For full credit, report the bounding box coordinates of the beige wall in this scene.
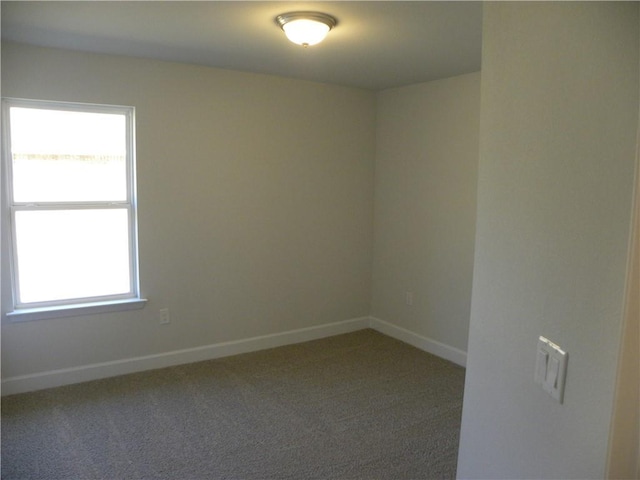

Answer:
[1,43,376,378]
[371,73,480,353]
[457,3,639,478]
[607,94,640,479]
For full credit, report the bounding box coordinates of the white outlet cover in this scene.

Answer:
[159,308,170,325]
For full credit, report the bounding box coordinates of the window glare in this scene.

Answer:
[9,107,128,203]
[10,108,126,156]
[12,155,127,203]
[14,209,131,304]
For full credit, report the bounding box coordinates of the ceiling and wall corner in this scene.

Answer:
[0,1,483,91]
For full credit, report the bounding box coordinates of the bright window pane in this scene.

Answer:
[14,209,131,304]
[10,107,127,202]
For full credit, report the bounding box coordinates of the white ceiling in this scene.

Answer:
[1,1,483,91]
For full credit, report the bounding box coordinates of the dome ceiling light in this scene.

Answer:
[275,11,337,47]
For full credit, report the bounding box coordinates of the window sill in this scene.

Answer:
[6,298,147,322]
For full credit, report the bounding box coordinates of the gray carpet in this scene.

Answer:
[1,329,465,480]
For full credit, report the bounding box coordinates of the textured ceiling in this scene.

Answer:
[1,1,483,91]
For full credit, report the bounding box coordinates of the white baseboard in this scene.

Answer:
[2,316,466,396]
[368,316,467,367]
[1,317,370,396]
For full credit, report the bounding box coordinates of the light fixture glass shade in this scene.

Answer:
[276,12,337,47]
[282,19,330,46]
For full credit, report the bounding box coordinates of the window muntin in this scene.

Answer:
[3,99,140,311]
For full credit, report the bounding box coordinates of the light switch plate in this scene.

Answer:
[535,336,568,403]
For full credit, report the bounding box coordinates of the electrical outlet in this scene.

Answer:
[159,308,170,325]
[405,292,413,306]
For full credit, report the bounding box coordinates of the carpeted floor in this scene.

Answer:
[1,329,465,480]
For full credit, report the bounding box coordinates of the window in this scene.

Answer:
[2,99,145,320]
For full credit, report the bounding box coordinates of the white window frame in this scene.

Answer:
[2,98,146,321]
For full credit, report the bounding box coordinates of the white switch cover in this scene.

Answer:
[534,336,568,403]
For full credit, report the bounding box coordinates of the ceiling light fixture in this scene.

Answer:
[275,12,337,47]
